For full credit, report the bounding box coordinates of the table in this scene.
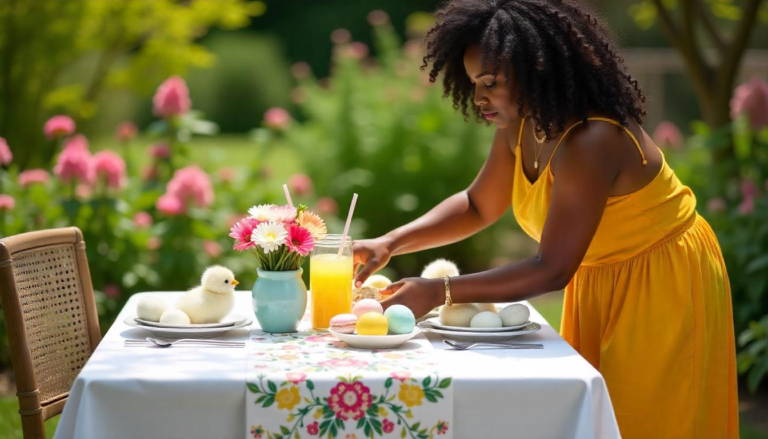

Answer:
[55,292,620,439]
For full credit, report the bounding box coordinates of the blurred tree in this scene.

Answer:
[629,0,767,158]
[0,0,265,168]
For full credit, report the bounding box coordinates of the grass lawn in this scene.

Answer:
[0,397,58,438]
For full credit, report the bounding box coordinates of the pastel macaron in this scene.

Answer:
[383,305,416,334]
[356,312,389,336]
[330,314,358,334]
[352,298,383,318]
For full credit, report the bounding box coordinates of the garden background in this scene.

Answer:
[1,0,768,437]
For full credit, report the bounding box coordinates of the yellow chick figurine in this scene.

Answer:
[176,265,239,324]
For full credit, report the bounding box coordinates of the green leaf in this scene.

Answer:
[745,254,768,274]
[280,426,290,435]
[438,378,452,389]
[385,377,393,389]
[263,396,275,408]
[747,357,768,393]
[364,423,372,438]
[357,418,365,429]
[256,395,268,403]
[247,383,261,394]
[422,376,431,388]
[336,418,344,430]
[425,393,438,403]
[401,426,407,438]
[268,381,278,393]
[330,424,338,438]
[371,418,383,435]
[411,422,421,431]
[306,380,315,391]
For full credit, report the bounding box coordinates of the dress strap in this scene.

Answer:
[516,116,526,148]
[550,117,648,166]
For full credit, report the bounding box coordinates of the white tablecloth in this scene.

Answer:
[55,292,620,439]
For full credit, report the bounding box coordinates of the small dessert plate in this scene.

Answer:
[330,327,421,349]
[422,317,531,333]
[124,315,252,338]
[134,314,248,329]
[418,322,542,342]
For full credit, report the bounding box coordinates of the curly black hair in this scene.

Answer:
[422,0,646,140]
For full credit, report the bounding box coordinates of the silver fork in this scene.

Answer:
[443,340,543,350]
[124,337,245,348]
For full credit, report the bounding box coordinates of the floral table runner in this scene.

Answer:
[246,327,453,439]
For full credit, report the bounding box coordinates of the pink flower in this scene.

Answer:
[286,225,314,256]
[291,62,311,80]
[707,197,726,214]
[133,212,153,229]
[156,193,186,216]
[367,10,389,26]
[229,217,261,251]
[18,169,50,188]
[76,184,92,199]
[0,137,12,166]
[149,143,171,160]
[653,121,683,150]
[63,134,90,151]
[316,197,338,216]
[116,121,138,141]
[286,372,306,384]
[739,197,755,215]
[391,371,411,382]
[270,205,298,223]
[218,167,236,183]
[328,381,372,421]
[54,141,92,184]
[436,421,449,435]
[289,173,313,196]
[91,150,127,189]
[153,76,191,118]
[318,358,368,369]
[147,237,162,250]
[382,419,394,434]
[306,422,319,435]
[103,284,121,299]
[0,195,15,210]
[742,179,759,199]
[264,107,291,130]
[731,77,768,130]
[167,166,214,208]
[203,240,223,258]
[347,42,369,60]
[331,28,351,44]
[44,115,75,139]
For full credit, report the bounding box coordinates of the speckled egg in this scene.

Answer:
[499,303,530,327]
[356,312,389,336]
[384,305,416,334]
[469,311,503,328]
[352,298,383,318]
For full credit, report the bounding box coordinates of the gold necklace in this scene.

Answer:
[531,124,546,169]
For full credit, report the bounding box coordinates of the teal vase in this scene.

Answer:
[252,268,307,333]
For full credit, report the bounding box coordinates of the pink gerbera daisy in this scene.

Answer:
[286,225,314,256]
[230,217,262,251]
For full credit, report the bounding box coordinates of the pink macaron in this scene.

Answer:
[330,314,358,334]
[352,298,383,318]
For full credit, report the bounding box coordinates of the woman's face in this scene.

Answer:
[463,45,520,129]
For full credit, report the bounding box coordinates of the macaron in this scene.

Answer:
[352,298,383,318]
[330,314,358,334]
[356,312,389,336]
[384,305,416,334]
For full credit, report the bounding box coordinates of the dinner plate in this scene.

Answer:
[329,327,421,349]
[134,314,247,329]
[422,317,531,333]
[124,315,252,338]
[418,322,542,342]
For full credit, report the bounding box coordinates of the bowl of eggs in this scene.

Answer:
[417,303,541,342]
[329,299,420,349]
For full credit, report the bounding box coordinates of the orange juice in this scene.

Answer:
[310,253,353,329]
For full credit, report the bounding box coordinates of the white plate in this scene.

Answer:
[418,322,541,342]
[124,316,252,338]
[330,328,421,349]
[423,317,531,333]
[134,314,247,329]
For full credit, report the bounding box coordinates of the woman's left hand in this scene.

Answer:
[379,277,443,319]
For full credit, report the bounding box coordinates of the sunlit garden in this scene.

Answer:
[1,1,768,438]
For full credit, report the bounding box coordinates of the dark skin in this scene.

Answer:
[352,45,664,318]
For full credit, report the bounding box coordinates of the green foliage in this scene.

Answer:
[265,19,522,277]
[0,0,265,167]
[738,315,768,393]
[628,0,768,29]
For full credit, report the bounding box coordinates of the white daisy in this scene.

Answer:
[248,204,276,221]
[269,205,298,223]
[251,221,288,254]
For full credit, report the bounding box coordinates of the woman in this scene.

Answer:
[351,1,738,437]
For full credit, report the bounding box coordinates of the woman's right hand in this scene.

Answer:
[352,237,394,288]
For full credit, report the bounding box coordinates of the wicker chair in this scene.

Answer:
[0,227,101,439]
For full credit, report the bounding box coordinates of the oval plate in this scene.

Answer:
[124,316,252,339]
[134,314,247,329]
[422,317,531,333]
[418,322,541,342]
[330,327,421,349]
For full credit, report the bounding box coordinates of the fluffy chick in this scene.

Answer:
[421,258,460,279]
[176,265,239,324]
